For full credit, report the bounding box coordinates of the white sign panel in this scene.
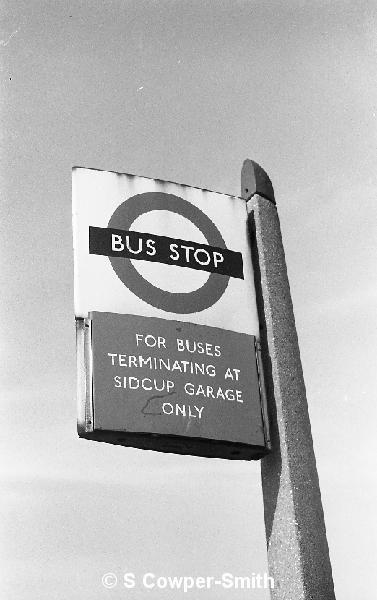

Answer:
[72,167,259,336]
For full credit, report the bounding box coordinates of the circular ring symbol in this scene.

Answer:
[108,192,230,314]
[102,573,118,589]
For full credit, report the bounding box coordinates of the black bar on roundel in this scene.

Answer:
[89,226,244,279]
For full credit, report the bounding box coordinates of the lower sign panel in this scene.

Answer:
[77,312,270,460]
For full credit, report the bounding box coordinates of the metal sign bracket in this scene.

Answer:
[76,317,94,435]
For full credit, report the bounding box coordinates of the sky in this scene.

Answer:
[1,1,377,599]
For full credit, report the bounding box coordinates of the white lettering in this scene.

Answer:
[107,352,117,365]
[234,576,252,589]
[169,243,179,261]
[194,248,211,265]
[225,368,233,380]
[123,573,136,589]
[222,573,234,589]
[146,238,156,256]
[162,402,174,415]
[128,376,139,389]
[184,382,243,402]
[181,244,194,262]
[225,367,241,381]
[125,235,142,254]
[182,577,194,591]
[176,338,221,357]
[111,234,124,251]
[213,251,224,268]
[194,405,204,419]
[184,382,194,395]
[161,402,204,419]
[118,354,127,366]
[236,390,243,402]
[114,377,174,392]
[143,573,155,589]
[135,334,166,348]
[156,576,168,589]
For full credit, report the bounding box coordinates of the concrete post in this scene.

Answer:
[241,160,335,600]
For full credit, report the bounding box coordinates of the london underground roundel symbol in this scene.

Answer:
[108,192,230,314]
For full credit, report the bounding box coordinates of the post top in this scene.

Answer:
[241,159,275,204]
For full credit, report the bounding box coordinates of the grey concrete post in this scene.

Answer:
[241,160,335,600]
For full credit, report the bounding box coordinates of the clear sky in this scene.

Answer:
[1,2,376,599]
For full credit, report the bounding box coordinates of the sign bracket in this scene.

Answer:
[76,317,94,435]
[255,339,271,450]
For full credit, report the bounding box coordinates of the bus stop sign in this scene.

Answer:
[73,167,270,459]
